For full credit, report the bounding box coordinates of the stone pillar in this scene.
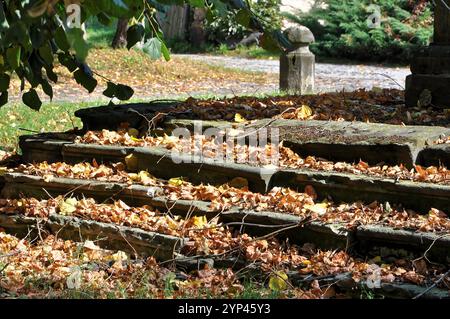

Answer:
[189,8,207,48]
[159,5,190,40]
[280,26,315,95]
[405,0,450,108]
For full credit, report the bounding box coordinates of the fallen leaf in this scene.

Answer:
[296,105,313,119]
[269,271,289,291]
[128,128,139,138]
[228,177,249,189]
[305,202,329,215]
[125,154,138,171]
[234,113,247,123]
[168,177,184,186]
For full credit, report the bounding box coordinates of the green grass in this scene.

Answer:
[9,274,281,300]
[85,18,116,49]
[0,101,102,151]
[212,44,278,60]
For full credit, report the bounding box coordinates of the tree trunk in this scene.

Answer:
[112,19,129,49]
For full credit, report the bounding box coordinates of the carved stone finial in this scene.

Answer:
[284,26,315,45]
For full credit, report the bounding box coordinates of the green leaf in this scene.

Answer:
[6,47,21,70]
[235,9,251,28]
[115,84,134,100]
[74,69,98,93]
[22,89,42,110]
[260,32,281,53]
[58,53,78,72]
[161,42,171,61]
[41,79,53,100]
[66,28,89,61]
[0,73,10,92]
[103,81,117,98]
[55,26,70,52]
[211,0,228,17]
[38,43,54,65]
[189,0,204,8]
[142,38,162,60]
[126,24,144,50]
[44,65,58,83]
[0,91,8,108]
[0,4,9,31]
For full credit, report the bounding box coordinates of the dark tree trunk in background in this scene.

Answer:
[112,19,129,49]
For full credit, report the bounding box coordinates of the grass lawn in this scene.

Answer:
[212,44,279,60]
[0,101,100,151]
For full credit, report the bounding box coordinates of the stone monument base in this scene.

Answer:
[405,74,450,109]
[405,45,450,109]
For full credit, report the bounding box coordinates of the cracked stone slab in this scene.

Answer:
[164,118,450,168]
[235,119,449,168]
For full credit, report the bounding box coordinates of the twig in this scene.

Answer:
[62,182,92,198]
[413,234,449,265]
[0,263,9,274]
[18,128,40,133]
[36,219,45,242]
[373,73,405,89]
[412,269,450,299]
[128,108,168,134]
[118,229,138,259]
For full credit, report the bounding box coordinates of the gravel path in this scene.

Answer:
[7,54,410,104]
[177,54,410,93]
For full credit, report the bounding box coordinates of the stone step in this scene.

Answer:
[272,169,449,213]
[1,173,449,264]
[18,135,450,212]
[2,211,449,299]
[163,118,450,168]
[417,144,450,167]
[287,271,450,299]
[74,101,180,132]
[0,213,185,261]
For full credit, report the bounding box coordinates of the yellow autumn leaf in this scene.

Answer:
[124,154,138,171]
[269,271,288,291]
[166,216,180,230]
[168,177,184,186]
[0,167,7,176]
[131,136,143,142]
[297,105,313,120]
[128,128,140,138]
[304,202,329,215]
[128,173,139,181]
[372,256,382,264]
[234,113,247,123]
[137,170,154,184]
[59,198,78,216]
[192,216,208,228]
[111,251,128,262]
